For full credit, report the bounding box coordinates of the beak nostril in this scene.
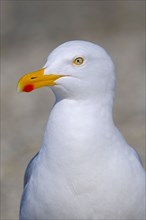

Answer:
[31,77,37,79]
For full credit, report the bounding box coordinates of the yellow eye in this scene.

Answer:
[73,57,84,65]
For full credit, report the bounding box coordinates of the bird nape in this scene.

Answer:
[18,40,145,220]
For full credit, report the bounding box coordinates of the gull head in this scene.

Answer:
[17,40,115,101]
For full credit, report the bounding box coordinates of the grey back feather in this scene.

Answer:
[23,152,39,188]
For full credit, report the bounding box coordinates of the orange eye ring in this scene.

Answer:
[73,57,84,65]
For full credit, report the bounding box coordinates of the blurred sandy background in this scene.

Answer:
[1,1,145,219]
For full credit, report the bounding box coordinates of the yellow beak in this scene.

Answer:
[17,68,64,92]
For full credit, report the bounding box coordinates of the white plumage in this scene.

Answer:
[19,41,145,219]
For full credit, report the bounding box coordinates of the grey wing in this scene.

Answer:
[129,145,144,167]
[23,152,39,188]
[20,152,39,218]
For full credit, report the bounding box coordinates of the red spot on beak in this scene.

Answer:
[23,84,34,92]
